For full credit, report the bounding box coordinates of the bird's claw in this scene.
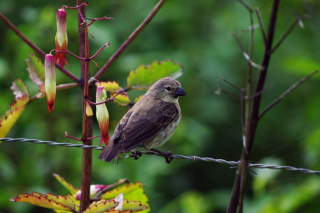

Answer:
[130,151,142,160]
[163,151,173,164]
[150,149,173,164]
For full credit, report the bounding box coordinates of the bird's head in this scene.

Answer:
[147,77,186,103]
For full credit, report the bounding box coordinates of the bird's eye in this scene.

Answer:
[165,86,171,91]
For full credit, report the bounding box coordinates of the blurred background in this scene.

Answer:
[1,0,320,212]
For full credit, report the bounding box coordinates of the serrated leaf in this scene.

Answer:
[133,95,143,104]
[84,199,118,213]
[127,60,183,89]
[97,81,120,93]
[11,192,74,211]
[112,93,131,107]
[0,96,29,138]
[11,79,29,98]
[121,200,148,212]
[26,53,45,93]
[53,174,79,194]
[101,182,149,213]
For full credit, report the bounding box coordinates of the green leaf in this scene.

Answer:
[101,182,150,213]
[98,81,121,93]
[10,192,74,211]
[53,174,79,194]
[26,53,45,93]
[112,93,131,107]
[11,79,29,98]
[127,60,183,89]
[84,199,118,213]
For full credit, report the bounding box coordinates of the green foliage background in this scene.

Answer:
[1,0,320,212]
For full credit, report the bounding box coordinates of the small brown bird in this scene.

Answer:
[98,77,186,163]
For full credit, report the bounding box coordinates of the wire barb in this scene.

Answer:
[1,137,320,176]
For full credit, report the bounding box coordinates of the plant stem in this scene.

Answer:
[94,0,167,80]
[77,0,92,211]
[0,12,80,83]
[227,1,280,212]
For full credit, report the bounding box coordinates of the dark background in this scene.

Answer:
[1,0,320,212]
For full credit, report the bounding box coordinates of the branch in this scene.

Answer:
[0,12,80,83]
[94,0,166,80]
[271,15,307,53]
[228,1,280,212]
[255,8,267,45]
[259,70,318,119]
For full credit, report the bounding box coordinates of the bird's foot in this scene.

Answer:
[150,149,173,164]
[130,151,142,160]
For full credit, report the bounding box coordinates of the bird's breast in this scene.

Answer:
[142,116,180,149]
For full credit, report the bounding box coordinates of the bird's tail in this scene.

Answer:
[98,142,121,162]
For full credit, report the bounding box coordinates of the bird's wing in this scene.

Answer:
[116,100,179,152]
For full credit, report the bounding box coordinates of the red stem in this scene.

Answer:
[0,12,80,83]
[77,1,92,211]
[94,0,167,80]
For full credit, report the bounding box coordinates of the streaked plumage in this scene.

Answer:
[98,77,186,162]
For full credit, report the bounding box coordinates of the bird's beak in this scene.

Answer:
[175,86,186,96]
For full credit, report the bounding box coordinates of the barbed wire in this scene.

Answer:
[1,137,320,176]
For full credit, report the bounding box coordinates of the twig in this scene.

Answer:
[1,137,320,176]
[0,12,80,83]
[259,70,319,119]
[94,0,167,80]
[218,72,243,92]
[255,8,266,45]
[232,32,264,70]
[85,90,126,105]
[56,83,81,90]
[86,16,113,27]
[238,0,253,13]
[271,17,300,53]
[51,42,109,61]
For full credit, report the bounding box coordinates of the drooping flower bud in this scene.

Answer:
[45,54,56,112]
[55,8,68,68]
[96,86,110,146]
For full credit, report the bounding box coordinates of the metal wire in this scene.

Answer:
[1,137,320,176]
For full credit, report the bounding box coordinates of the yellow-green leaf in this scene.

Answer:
[26,52,45,93]
[101,182,149,213]
[127,60,183,89]
[11,192,74,211]
[53,174,79,194]
[133,95,143,104]
[0,96,29,138]
[46,193,75,210]
[84,199,118,213]
[112,93,131,107]
[121,200,148,212]
[11,79,29,98]
[97,81,120,93]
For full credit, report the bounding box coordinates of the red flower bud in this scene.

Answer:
[55,8,68,68]
[45,54,56,112]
